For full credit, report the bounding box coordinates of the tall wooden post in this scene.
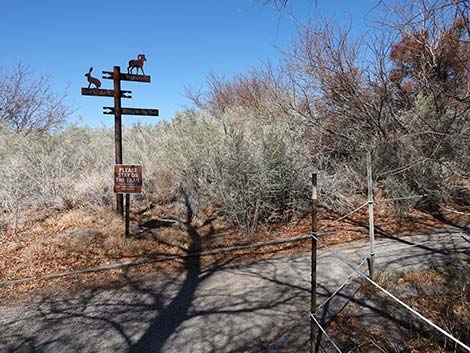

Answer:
[367,151,375,278]
[310,173,318,353]
[113,66,124,217]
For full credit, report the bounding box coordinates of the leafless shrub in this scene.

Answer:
[280,4,470,209]
[185,63,293,121]
[0,64,70,134]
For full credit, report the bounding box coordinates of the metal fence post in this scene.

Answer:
[367,151,375,278]
[125,193,130,238]
[310,173,318,353]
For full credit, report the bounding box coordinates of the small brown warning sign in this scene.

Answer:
[114,164,142,194]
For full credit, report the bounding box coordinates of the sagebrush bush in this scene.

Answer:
[1,94,468,235]
[0,125,114,230]
[127,109,311,233]
[0,109,311,234]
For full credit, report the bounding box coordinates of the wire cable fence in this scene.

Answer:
[375,193,431,203]
[302,150,469,352]
[2,152,468,353]
[375,157,431,178]
[285,155,462,351]
[314,256,368,315]
[311,232,470,352]
[318,202,369,231]
[310,313,344,353]
[0,234,311,287]
[0,223,370,288]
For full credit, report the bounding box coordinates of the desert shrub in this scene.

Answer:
[369,95,470,209]
[208,125,260,232]
[136,109,311,233]
[124,110,225,211]
[0,106,313,234]
[259,128,308,221]
[0,128,36,232]
[0,125,115,231]
[204,122,309,233]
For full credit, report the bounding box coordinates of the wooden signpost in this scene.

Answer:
[81,55,158,237]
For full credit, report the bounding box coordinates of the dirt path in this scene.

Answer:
[0,228,468,353]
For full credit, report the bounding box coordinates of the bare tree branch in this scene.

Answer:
[0,64,71,134]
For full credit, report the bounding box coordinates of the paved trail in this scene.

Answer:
[0,228,468,353]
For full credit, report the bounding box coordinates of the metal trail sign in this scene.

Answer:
[81,55,158,218]
[81,88,132,98]
[114,164,143,194]
[103,71,151,83]
[103,107,159,116]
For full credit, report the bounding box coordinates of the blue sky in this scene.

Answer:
[1,0,376,127]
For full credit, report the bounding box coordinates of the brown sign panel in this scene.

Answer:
[114,164,143,194]
[120,73,151,83]
[81,88,132,98]
[102,71,151,83]
[103,107,159,116]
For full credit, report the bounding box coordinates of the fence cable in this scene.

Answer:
[376,157,431,178]
[376,194,430,203]
[319,202,369,231]
[315,256,368,314]
[311,233,470,352]
[375,232,469,255]
[439,205,470,216]
[310,313,344,353]
[0,235,312,287]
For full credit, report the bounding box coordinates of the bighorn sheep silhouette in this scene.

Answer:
[85,67,101,89]
[128,54,147,75]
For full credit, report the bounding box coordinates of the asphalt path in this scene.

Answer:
[0,227,469,353]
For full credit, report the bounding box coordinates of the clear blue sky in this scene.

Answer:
[1,0,376,127]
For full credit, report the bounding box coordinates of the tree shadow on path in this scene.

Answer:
[127,189,213,353]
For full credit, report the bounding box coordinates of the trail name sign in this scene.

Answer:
[103,71,151,83]
[103,107,159,116]
[114,164,143,194]
[81,88,132,98]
